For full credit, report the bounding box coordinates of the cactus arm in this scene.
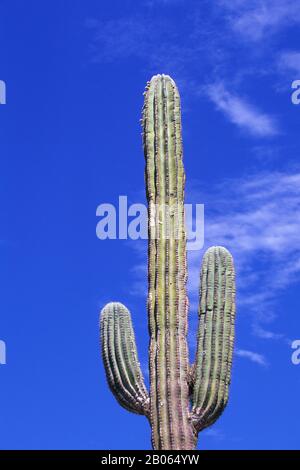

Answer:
[191,247,236,432]
[100,302,149,416]
[143,74,195,450]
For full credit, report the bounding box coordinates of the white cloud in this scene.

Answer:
[219,0,300,42]
[189,172,300,339]
[86,17,151,62]
[85,14,198,73]
[146,0,183,5]
[279,51,300,75]
[252,325,284,341]
[200,171,300,256]
[202,428,225,440]
[206,83,279,137]
[235,348,268,366]
[187,169,300,341]
[85,2,290,128]
[128,169,300,344]
[129,259,147,297]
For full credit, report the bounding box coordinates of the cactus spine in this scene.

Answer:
[100,75,236,450]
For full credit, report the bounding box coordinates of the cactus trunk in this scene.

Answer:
[143,76,195,449]
[99,74,236,450]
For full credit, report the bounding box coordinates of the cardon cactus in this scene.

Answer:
[100,74,236,450]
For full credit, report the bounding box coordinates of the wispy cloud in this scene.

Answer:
[219,0,300,42]
[128,168,300,346]
[205,83,279,137]
[85,14,202,75]
[235,348,268,367]
[86,2,292,136]
[86,16,152,62]
[187,169,300,341]
[129,254,147,297]
[278,51,300,76]
[202,428,226,440]
[146,0,184,5]
[252,325,284,341]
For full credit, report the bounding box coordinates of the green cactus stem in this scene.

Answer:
[192,247,235,432]
[143,74,193,449]
[100,302,149,416]
[99,74,236,450]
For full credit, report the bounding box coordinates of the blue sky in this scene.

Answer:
[0,0,300,450]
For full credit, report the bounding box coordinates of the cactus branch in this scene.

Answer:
[191,247,236,432]
[100,302,149,416]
